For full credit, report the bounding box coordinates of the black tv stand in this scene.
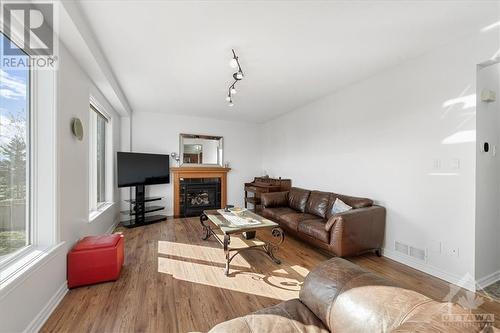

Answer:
[121,185,167,228]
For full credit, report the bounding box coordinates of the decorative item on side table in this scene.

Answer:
[200,207,285,276]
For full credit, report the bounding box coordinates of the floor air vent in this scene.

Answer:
[395,241,409,255]
[395,241,427,262]
[409,246,426,261]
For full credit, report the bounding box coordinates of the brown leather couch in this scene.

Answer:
[260,187,385,257]
[209,257,494,333]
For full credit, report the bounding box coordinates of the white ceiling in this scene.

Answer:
[76,1,497,123]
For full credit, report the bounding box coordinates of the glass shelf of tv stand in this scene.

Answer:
[125,196,163,204]
[120,205,164,215]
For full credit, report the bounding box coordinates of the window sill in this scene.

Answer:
[89,202,115,223]
[0,242,65,299]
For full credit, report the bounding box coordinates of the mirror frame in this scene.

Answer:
[179,133,224,167]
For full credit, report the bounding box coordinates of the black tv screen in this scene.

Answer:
[117,152,170,188]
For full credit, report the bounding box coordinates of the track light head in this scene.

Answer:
[225,95,231,102]
[233,71,244,80]
[229,57,238,69]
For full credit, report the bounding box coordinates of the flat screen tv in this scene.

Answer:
[117,152,170,188]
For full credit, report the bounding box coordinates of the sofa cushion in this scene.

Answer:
[208,298,328,333]
[298,219,329,243]
[261,191,288,208]
[288,187,311,212]
[261,207,296,221]
[326,193,373,219]
[278,213,317,231]
[305,191,330,218]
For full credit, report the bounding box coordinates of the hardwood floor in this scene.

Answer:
[42,217,500,332]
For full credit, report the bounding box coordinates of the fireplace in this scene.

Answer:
[171,167,230,217]
[180,178,221,217]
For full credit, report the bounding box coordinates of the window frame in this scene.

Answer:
[0,31,34,269]
[0,8,58,288]
[88,100,111,218]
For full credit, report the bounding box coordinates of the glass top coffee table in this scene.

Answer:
[200,208,285,276]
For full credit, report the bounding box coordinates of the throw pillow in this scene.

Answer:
[332,198,352,214]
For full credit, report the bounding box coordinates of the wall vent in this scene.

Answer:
[395,241,409,255]
[409,246,426,261]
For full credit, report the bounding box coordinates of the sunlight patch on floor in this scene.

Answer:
[158,240,251,267]
[290,264,310,278]
[158,256,301,300]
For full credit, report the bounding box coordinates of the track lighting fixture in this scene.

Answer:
[226,49,245,107]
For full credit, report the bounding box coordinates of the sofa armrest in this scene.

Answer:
[209,299,328,333]
[325,205,386,257]
[261,191,289,208]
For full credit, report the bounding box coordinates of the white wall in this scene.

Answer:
[475,62,500,285]
[262,30,499,287]
[58,45,122,242]
[128,112,262,215]
[0,43,122,332]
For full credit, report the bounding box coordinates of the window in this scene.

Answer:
[0,32,31,261]
[89,104,109,214]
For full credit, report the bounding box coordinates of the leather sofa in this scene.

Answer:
[260,187,385,257]
[209,257,494,333]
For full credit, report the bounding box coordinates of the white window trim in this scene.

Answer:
[89,202,115,223]
[0,34,33,270]
[0,20,58,284]
[88,97,113,222]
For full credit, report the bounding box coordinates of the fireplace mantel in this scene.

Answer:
[171,167,231,217]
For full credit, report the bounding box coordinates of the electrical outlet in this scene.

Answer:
[445,246,459,257]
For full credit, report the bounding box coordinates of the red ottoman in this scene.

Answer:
[67,234,124,288]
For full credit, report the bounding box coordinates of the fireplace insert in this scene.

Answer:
[180,178,221,217]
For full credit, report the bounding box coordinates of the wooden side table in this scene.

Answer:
[244,177,291,212]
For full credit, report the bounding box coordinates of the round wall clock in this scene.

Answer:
[71,118,84,141]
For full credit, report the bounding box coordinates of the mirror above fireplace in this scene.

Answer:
[179,134,224,167]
